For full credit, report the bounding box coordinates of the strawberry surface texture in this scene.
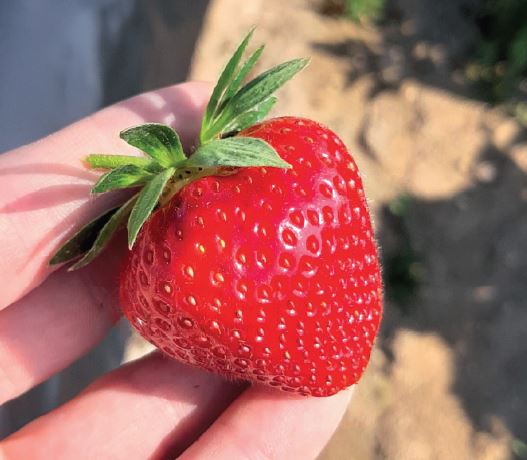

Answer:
[120,117,383,397]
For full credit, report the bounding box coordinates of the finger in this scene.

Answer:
[0,352,243,460]
[0,81,211,310]
[0,237,125,404]
[0,83,211,401]
[179,386,353,460]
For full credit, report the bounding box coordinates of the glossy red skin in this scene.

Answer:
[120,117,383,397]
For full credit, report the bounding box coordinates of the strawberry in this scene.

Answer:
[51,30,382,397]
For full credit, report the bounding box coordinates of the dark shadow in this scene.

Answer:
[0,184,92,212]
[377,142,527,442]
[312,0,483,101]
[0,163,98,182]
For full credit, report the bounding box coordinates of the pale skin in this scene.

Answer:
[0,82,352,459]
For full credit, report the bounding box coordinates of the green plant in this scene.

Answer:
[467,0,527,113]
[383,194,423,310]
[320,0,385,24]
[345,0,385,23]
[512,437,527,459]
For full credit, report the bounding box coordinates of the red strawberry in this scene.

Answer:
[120,116,382,396]
[50,31,382,397]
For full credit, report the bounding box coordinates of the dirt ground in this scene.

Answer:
[186,0,527,458]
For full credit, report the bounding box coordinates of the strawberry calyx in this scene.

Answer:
[49,30,308,270]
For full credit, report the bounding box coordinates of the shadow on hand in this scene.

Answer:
[0,163,98,181]
[95,351,245,459]
[0,184,92,213]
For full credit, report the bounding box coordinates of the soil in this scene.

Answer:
[187,0,527,458]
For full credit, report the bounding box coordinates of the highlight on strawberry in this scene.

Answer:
[50,29,383,397]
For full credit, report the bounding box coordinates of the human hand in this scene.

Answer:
[0,82,352,459]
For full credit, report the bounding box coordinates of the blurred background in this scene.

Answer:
[1,0,526,458]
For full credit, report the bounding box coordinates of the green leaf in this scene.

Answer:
[223,97,276,133]
[86,154,152,170]
[509,27,527,73]
[228,58,308,114]
[512,437,527,459]
[128,167,175,248]
[188,137,291,169]
[92,165,153,194]
[120,124,185,167]
[49,207,119,265]
[202,28,255,133]
[207,58,308,139]
[68,195,138,271]
[222,45,265,104]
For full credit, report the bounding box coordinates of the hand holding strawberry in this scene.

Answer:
[51,30,383,397]
[0,81,353,459]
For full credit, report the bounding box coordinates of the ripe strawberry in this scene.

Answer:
[120,117,382,396]
[50,30,383,397]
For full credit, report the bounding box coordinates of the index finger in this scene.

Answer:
[0,82,211,309]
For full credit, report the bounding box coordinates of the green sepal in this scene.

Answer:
[86,154,154,170]
[127,167,175,248]
[202,28,255,133]
[120,124,185,167]
[222,45,265,104]
[222,97,276,133]
[226,58,308,115]
[68,195,138,270]
[188,137,291,169]
[91,164,153,194]
[49,206,120,266]
[204,58,308,141]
